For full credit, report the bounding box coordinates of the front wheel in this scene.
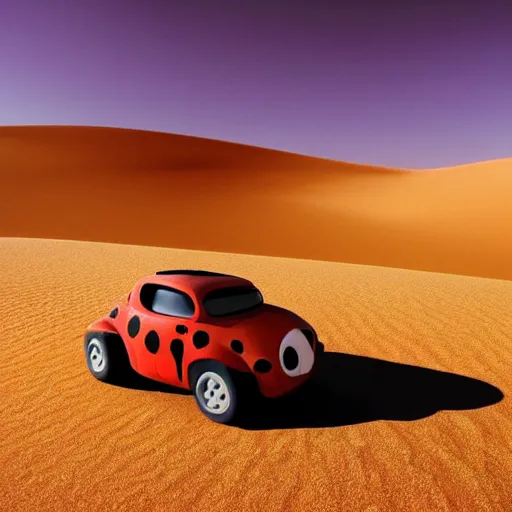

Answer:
[190,360,248,424]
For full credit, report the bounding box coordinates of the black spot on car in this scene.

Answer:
[193,330,210,349]
[176,324,188,335]
[231,340,244,354]
[127,315,141,337]
[253,359,272,373]
[144,330,160,354]
[283,346,299,371]
[109,307,119,319]
[170,339,185,381]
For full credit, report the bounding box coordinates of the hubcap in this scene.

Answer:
[195,371,231,415]
[88,338,106,373]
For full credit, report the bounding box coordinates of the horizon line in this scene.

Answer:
[1,123,510,171]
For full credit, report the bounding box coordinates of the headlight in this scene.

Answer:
[279,328,315,377]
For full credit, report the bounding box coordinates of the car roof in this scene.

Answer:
[155,269,233,277]
[140,269,256,298]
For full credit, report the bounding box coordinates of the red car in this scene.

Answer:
[84,270,325,424]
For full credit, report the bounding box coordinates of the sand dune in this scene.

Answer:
[1,125,512,281]
[1,237,511,512]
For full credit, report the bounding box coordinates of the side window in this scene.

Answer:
[140,284,195,318]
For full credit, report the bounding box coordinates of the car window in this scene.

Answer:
[203,286,263,317]
[140,283,195,318]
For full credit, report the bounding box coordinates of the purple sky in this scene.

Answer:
[1,0,511,168]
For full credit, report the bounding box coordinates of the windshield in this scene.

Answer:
[203,286,263,317]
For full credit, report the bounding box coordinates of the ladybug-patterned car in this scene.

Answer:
[84,270,325,424]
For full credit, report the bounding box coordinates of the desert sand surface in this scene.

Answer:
[1,125,512,281]
[1,237,511,512]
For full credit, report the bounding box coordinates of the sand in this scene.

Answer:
[1,126,512,281]
[1,237,511,512]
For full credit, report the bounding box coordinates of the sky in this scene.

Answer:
[1,0,511,168]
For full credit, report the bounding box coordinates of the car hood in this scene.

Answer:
[212,304,311,353]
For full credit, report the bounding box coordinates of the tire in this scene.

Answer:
[84,331,132,384]
[189,360,256,425]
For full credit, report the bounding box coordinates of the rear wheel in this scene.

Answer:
[84,331,132,384]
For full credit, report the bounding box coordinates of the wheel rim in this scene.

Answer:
[88,338,106,373]
[195,371,231,415]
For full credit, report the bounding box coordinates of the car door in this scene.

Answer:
[138,283,196,387]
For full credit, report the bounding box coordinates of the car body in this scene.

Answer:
[84,269,325,423]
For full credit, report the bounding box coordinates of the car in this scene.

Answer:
[84,269,325,424]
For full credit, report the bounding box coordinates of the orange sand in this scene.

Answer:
[1,126,512,281]
[1,237,511,512]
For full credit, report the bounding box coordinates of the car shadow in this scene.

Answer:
[112,370,193,396]
[236,351,504,431]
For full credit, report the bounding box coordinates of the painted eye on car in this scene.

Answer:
[279,328,314,377]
